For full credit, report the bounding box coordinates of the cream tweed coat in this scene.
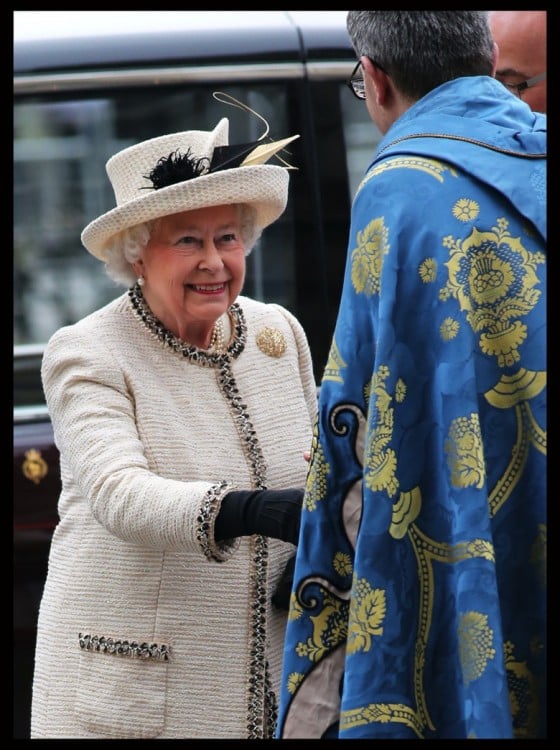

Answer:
[31,291,316,739]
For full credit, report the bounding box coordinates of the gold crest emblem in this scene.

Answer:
[22,448,48,485]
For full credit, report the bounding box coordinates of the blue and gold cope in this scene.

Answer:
[276,76,546,740]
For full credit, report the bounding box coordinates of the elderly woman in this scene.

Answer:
[30,117,316,739]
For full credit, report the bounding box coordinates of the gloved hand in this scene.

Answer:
[214,488,304,545]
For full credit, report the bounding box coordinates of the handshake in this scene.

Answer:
[215,488,304,545]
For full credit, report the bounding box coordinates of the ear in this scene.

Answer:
[361,55,391,106]
[491,41,499,77]
[132,259,144,276]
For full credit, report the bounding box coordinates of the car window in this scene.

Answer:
[339,84,381,200]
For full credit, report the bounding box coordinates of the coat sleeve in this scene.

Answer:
[41,324,238,559]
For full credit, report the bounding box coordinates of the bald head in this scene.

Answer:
[489,11,547,112]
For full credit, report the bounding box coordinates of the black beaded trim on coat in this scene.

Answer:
[78,632,170,661]
[215,360,268,490]
[127,283,276,738]
[128,282,245,366]
[197,481,240,562]
[247,534,279,739]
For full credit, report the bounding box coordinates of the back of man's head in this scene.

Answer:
[346,11,495,101]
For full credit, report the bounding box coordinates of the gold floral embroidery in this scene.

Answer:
[419,257,437,283]
[351,217,389,296]
[305,419,329,512]
[363,365,399,498]
[440,218,544,368]
[452,197,480,222]
[287,671,304,695]
[503,640,540,738]
[440,316,459,341]
[458,611,496,685]
[395,378,406,402]
[294,589,348,663]
[333,552,353,577]
[347,574,386,655]
[444,413,485,489]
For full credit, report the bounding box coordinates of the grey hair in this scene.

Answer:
[346,11,494,101]
[102,203,262,287]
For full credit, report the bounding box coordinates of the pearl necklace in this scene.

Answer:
[210,316,227,352]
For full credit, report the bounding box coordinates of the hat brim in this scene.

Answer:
[81,164,289,260]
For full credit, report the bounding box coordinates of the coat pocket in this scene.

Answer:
[74,633,170,738]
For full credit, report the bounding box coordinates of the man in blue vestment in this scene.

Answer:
[277,11,546,740]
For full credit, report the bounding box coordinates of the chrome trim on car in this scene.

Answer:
[14,63,303,94]
[14,343,46,357]
[14,404,51,424]
[14,61,352,94]
[306,61,355,79]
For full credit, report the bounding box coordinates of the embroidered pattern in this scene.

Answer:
[363,365,399,498]
[303,420,329,512]
[452,198,480,222]
[347,574,386,655]
[440,316,459,341]
[351,217,389,296]
[293,587,349,661]
[323,339,346,383]
[444,413,485,489]
[419,257,437,283]
[504,640,541,738]
[285,367,507,737]
[440,218,545,368]
[458,611,495,685]
[357,156,456,195]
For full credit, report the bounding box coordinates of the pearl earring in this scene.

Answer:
[137,276,145,287]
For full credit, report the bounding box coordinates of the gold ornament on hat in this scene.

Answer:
[211,91,299,171]
[256,326,287,358]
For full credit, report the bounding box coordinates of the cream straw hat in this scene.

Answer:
[81,116,299,260]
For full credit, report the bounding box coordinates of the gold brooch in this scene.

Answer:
[256,326,287,358]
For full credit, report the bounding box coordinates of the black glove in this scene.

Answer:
[214,488,304,545]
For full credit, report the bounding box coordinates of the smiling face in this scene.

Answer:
[134,204,247,346]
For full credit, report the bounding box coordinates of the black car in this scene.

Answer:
[13,10,381,738]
